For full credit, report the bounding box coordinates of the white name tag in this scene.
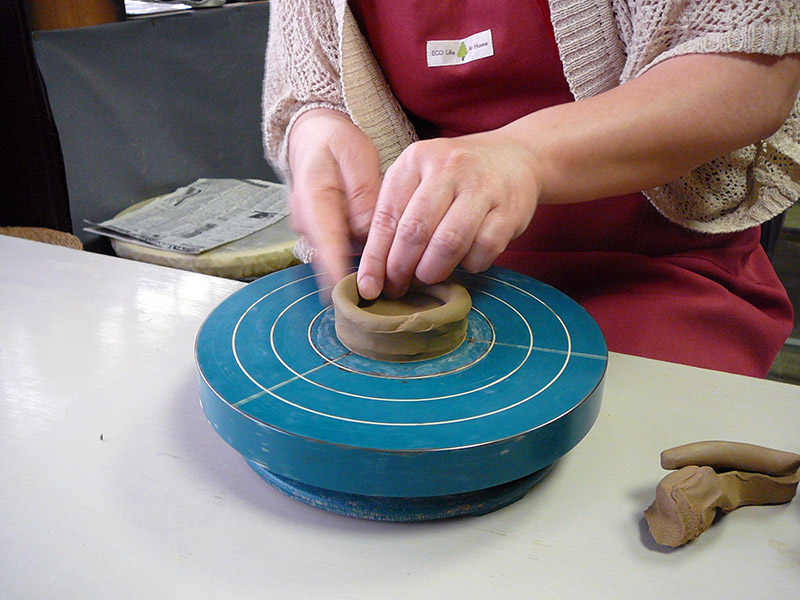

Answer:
[426,29,494,68]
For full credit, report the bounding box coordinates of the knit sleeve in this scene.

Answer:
[615,0,800,232]
[261,0,345,180]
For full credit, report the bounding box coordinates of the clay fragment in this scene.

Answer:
[644,441,800,547]
[661,441,800,477]
[644,466,800,547]
[332,273,471,362]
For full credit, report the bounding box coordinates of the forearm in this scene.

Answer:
[489,53,800,205]
[262,0,343,176]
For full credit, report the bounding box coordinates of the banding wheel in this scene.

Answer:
[196,264,607,520]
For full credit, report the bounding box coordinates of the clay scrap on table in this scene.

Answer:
[332,273,471,362]
[644,441,800,547]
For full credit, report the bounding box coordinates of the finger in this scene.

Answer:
[356,165,421,300]
[414,193,488,285]
[382,181,455,298]
[345,178,379,243]
[290,184,352,292]
[459,207,519,273]
[335,141,382,243]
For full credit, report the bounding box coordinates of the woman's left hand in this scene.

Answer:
[356,131,542,299]
[357,52,800,301]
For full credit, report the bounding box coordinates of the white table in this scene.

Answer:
[1,235,798,600]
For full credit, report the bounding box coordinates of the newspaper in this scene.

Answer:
[124,1,191,17]
[85,178,289,254]
[124,1,224,17]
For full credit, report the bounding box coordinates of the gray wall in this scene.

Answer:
[33,2,276,249]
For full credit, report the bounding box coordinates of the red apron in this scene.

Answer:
[349,0,793,376]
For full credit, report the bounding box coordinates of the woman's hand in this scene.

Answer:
[356,131,542,299]
[288,108,382,290]
[291,54,799,300]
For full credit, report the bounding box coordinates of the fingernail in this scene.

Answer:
[357,275,380,300]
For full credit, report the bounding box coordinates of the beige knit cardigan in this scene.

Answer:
[262,0,800,233]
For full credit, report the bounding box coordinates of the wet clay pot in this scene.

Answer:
[331,273,471,362]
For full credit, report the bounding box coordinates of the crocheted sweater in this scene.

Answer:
[262,0,800,233]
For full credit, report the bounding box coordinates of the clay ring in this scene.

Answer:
[331,273,472,362]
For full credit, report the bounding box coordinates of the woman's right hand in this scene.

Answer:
[288,108,382,291]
